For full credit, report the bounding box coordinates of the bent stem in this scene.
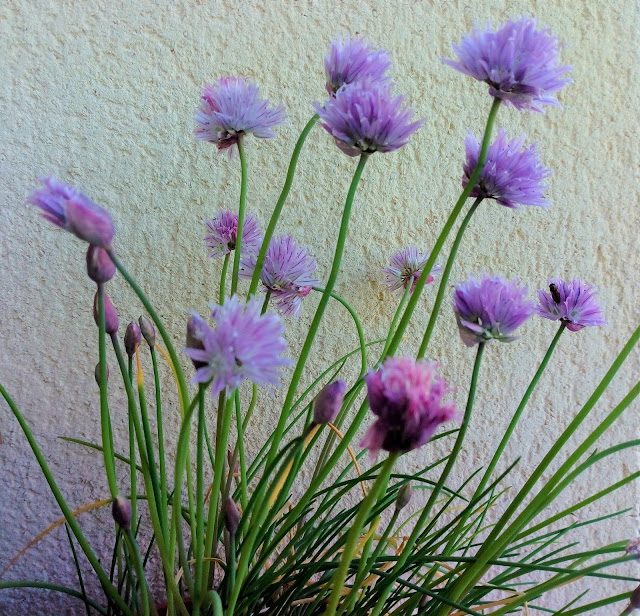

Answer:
[249,114,319,295]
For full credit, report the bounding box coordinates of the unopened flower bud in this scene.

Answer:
[93,290,119,334]
[395,483,412,512]
[124,322,141,357]
[138,315,156,348]
[419,595,429,608]
[224,498,240,535]
[86,245,116,284]
[112,495,132,531]
[95,362,109,385]
[186,314,207,369]
[313,380,346,426]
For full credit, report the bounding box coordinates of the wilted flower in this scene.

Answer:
[28,176,115,247]
[240,235,318,318]
[382,246,442,292]
[313,380,347,426]
[124,322,142,357]
[194,77,286,154]
[204,210,263,259]
[452,274,535,347]
[362,357,457,457]
[184,295,291,397]
[537,279,606,332]
[138,315,156,348]
[324,36,391,94]
[443,18,571,112]
[112,496,132,531]
[93,291,120,335]
[463,129,551,209]
[314,81,423,156]
[86,245,116,284]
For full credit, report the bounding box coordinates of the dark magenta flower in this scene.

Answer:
[443,18,571,113]
[362,357,456,457]
[124,322,142,357]
[463,129,551,209]
[204,210,263,259]
[93,291,120,335]
[313,380,346,426]
[324,36,391,94]
[184,295,291,397]
[240,234,319,318]
[537,279,606,332]
[381,246,442,292]
[86,245,116,284]
[194,77,286,155]
[314,81,423,156]
[453,274,536,347]
[28,176,115,247]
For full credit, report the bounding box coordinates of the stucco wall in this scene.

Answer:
[1,1,639,613]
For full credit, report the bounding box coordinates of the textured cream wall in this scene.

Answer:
[1,1,639,614]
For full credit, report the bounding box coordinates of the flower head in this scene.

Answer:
[313,380,347,426]
[314,81,423,156]
[463,129,551,209]
[537,279,606,332]
[324,36,391,94]
[86,245,116,284]
[28,176,115,247]
[443,18,571,112]
[382,246,442,292]
[452,274,535,347]
[204,210,263,259]
[240,235,318,318]
[194,77,286,154]
[362,357,456,457]
[184,295,291,397]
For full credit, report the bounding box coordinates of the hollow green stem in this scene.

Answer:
[417,196,483,359]
[231,137,247,295]
[380,283,412,359]
[261,290,271,314]
[126,355,138,525]
[124,530,155,616]
[219,252,230,305]
[384,98,501,358]
[150,348,168,525]
[249,114,319,295]
[325,453,400,616]
[193,385,206,614]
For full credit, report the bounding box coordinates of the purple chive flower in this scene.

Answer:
[194,77,286,155]
[362,357,457,458]
[324,36,391,94]
[537,279,606,332]
[204,210,263,259]
[240,234,319,318]
[124,322,142,358]
[443,18,572,113]
[452,274,536,347]
[463,129,551,209]
[93,291,120,335]
[86,245,116,284]
[27,176,115,247]
[382,246,443,293]
[314,81,424,156]
[313,380,347,426]
[184,295,291,397]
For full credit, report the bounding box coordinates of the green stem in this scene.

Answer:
[0,383,134,616]
[150,348,168,523]
[380,283,412,359]
[97,284,118,497]
[417,196,483,359]
[231,137,247,295]
[0,581,108,615]
[219,252,230,305]
[193,386,206,614]
[124,531,154,616]
[369,342,485,616]
[261,290,271,314]
[384,98,501,359]
[127,355,138,526]
[249,114,319,295]
[325,453,400,616]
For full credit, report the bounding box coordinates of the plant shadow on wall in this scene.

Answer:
[2,17,640,616]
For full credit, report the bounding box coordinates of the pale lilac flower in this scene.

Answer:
[362,357,456,457]
[240,235,319,318]
[28,176,115,247]
[204,210,263,259]
[313,380,346,426]
[382,246,443,292]
[463,129,551,209]
[194,77,286,154]
[184,295,291,397]
[324,36,391,94]
[453,274,536,347]
[443,18,571,113]
[314,81,423,156]
[86,246,116,284]
[537,279,606,332]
